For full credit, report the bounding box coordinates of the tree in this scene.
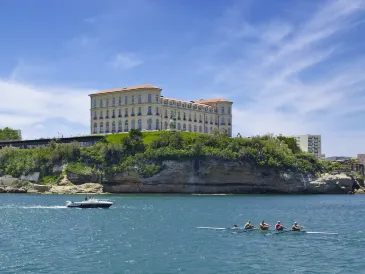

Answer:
[277,136,302,154]
[122,129,145,155]
[0,127,21,140]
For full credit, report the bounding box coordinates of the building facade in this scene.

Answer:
[89,84,233,137]
[357,154,365,165]
[293,134,322,158]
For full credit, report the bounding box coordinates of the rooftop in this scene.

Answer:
[195,98,232,104]
[89,84,162,96]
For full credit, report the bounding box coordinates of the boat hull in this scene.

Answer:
[67,203,112,208]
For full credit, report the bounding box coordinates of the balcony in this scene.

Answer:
[118,114,122,118]
[164,115,168,118]
[147,112,153,116]
[112,115,115,118]
[124,114,129,117]
[138,113,142,116]
[210,122,213,125]
[194,120,197,122]
[99,116,103,119]
[156,113,159,116]
[131,114,135,116]
[93,117,97,120]
[189,119,192,121]
[106,116,109,119]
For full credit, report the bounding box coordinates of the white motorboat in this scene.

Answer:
[66,197,113,208]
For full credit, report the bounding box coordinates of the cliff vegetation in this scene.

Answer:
[0,130,349,181]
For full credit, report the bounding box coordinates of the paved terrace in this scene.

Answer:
[0,135,104,149]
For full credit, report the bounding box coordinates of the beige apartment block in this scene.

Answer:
[357,154,365,165]
[293,134,322,158]
[89,84,233,137]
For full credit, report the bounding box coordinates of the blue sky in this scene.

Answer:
[0,0,365,156]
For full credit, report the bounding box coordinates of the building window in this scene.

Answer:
[228,119,231,125]
[164,121,168,130]
[177,123,181,130]
[106,98,109,107]
[183,112,186,120]
[210,127,212,134]
[93,123,97,134]
[132,95,135,104]
[119,96,122,105]
[138,95,142,103]
[147,119,152,130]
[194,114,197,122]
[125,120,129,132]
[221,106,224,114]
[125,108,128,117]
[183,124,186,131]
[148,94,152,103]
[138,119,142,130]
[156,119,159,130]
[118,120,122,132]
[93,99,96,108]
[106,110,109,118]
[148,106,152,115]
[106,122,110,133]
[199,115,202,123]
[119,109,122,117]
[125,96,128,105]
[221,117,225,125]
[100,99,103,107]
[156,107,159,115]
[100,122,104,133]
[131,107,135,116]
[112,97,116,106]
[228,128,232,137]
[138,107,142,116]
[112,121,116,133]
[131,120,136,129]
[112,109,115,118]
[164,110,168,118]
[228,106,231,114]
[199,126,202,132]
[178,112,180,120]
[194,125,197,132]
[100,111,103,119]
[170,110,173,118]
[93,111,97,120]
[189,125,192,132]
[210,116,213,124]
[156,94,159,102]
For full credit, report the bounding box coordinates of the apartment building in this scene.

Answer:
[89,84,233,136]
[357,154,365,165]
[293,134,322,158]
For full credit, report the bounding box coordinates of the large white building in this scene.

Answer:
[293,134,322,158]
[89,84,233,136]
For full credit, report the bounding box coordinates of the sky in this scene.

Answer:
[0,0,365,157]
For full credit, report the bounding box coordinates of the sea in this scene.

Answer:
[0,194,364,274]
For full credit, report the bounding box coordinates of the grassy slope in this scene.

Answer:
[106,131,203,144]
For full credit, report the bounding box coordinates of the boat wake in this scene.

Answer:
[0,205,68,209]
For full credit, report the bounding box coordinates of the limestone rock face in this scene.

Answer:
[102,159,353,194]
[46,183,103,194]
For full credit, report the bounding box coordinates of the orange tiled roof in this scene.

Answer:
[90,84,161,96]
[162,97,211,107]
[195,98,232,104]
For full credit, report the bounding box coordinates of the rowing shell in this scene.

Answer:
[197,227,338,235]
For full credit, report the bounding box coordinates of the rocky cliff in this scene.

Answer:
[100,159,355,194]
[0,159,359,194]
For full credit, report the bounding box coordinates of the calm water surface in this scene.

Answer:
[0,194,364,273]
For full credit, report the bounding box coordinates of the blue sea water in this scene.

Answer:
[0,194,364,274]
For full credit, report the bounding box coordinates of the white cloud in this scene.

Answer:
[196,0,365,156]
[0,79,94,139]
[112,53,143,70]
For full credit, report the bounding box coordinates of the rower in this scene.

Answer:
[259,221,270,230]
[291,222,302,231]
[232,225,239,229]
[275,221,285,231]
[244,220,255,229]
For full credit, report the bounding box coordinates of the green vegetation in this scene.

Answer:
[0,127,21,140]
[0,130,334,182]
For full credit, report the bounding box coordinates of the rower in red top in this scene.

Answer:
[275,221,285,231]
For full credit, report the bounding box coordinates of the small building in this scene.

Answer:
[292,134,322,158]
